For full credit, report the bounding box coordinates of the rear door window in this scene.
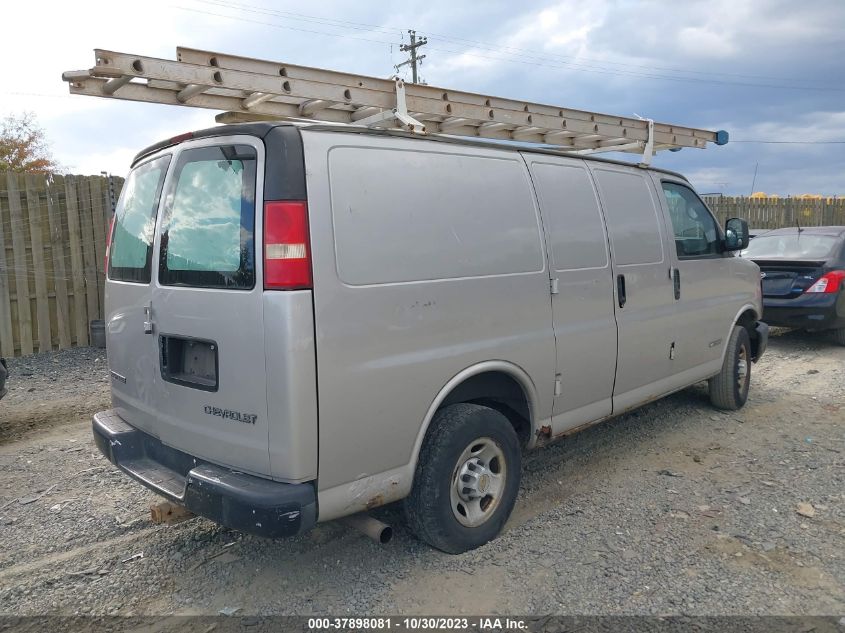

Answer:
[108,155,170,283]
[158,144,257,289]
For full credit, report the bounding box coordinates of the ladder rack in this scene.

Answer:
[62,47,729,165]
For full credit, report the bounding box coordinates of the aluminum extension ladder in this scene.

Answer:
[63,47,729,165]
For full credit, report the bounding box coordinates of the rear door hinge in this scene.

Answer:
[550,277,559,295]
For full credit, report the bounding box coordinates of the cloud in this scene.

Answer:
[0,0,842,193]
[735,111,845,143]
[675,26,737,59]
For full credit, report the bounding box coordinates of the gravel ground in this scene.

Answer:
[0,330,842,616]
[0,347,109,443]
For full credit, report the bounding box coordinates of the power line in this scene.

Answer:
[185,0,838,89]
[422,34,829,86]
[419,41,845,92]
[173,5,400,49]
[193,0,402,37]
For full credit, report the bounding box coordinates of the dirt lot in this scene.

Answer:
[0,331,842,616]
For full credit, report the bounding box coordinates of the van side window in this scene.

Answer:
[661,182,721,259]
[531,162,608,270]
[158,145,257,289]
[593,169,664,266]
[108,155,170,283]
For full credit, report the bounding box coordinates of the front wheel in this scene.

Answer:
[404,403,521,554]
[709,325,751,410]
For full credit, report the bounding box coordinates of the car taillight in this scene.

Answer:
[263,200,312,290]
[105,215,115,272]
[805,270,845,294]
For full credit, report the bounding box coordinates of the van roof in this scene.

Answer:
[132,120,690,182]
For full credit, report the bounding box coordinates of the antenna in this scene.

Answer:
[749,162,759,196]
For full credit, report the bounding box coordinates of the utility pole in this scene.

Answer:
[396,29,427,83]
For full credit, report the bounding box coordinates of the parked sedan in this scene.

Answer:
[743,226,845,344]
[0,358,7,400]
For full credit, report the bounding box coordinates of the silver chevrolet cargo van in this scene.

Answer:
[94,122,768,553]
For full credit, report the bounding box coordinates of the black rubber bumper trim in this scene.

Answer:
[752,321,769,362]
[0,357,7,400]
[92,410,317,539]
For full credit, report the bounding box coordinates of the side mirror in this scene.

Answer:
[724,217,749,251]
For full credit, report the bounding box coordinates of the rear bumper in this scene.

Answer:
[762,293,845,330]
[0,358,7,400]
[93,410,317,538]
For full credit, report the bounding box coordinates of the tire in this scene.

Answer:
[404,403,521,554]
[709,325,751,410]
[831,328,845,346]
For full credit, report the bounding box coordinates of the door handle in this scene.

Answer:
[616,274,626,308]
[673,268,681,300]
[143,303,154,335]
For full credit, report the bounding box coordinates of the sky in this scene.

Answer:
[2,0,844,195]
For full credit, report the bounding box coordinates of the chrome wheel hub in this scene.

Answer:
[737,345,749,391]
[450,438,506,528]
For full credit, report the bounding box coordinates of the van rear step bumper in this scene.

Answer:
[752,321,769,361]
[92,410,317,538]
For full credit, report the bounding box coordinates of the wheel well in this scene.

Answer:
[736,309,757,332]
[736,308,762,359]
[439,371,532,446]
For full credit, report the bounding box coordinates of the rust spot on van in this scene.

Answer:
[366,494,385,510]
[537,425,552,440]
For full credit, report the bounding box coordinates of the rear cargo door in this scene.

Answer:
[148,136,271,476]
[106,154,171,432]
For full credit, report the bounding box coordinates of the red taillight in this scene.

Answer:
[805,270,845,294]
[105,215,115,272]
[263,200,312,290]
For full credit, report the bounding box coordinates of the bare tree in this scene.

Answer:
[0,112,61,173]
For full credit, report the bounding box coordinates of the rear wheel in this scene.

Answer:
[709,325,751,410]
[405,403,521,554]
[831,328,845,346]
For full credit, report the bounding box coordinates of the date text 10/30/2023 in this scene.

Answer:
[307,617,528,631]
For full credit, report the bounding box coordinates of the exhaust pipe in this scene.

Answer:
[340,513,393,544]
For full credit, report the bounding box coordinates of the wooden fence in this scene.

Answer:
[0,172,123,357]
[704,195,845,229]
[0,175,842,358]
